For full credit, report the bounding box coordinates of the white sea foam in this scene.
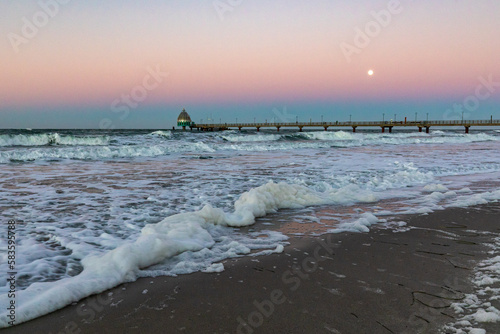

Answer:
[423,184,449,192]
[329,212,380,233]
[0,180,377,326]
[449,190,500,208]
[203,263,225,273]
[0,215,215,326]
[444,236,500,333]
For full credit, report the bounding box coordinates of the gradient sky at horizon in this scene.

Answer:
[1,0,499,128]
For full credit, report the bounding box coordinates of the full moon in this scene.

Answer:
[368,70,374,76]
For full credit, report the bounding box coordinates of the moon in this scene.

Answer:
[368,70,374,76]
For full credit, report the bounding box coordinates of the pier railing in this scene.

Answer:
[190,119,500,133]
[195,120,500,127]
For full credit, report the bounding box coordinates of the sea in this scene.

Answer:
[1,128,500,329]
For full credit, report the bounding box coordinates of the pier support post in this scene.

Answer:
[418,127,422,132]
[426,127,430,134]
[389,127,393,133]
[352,126,357,133]
[299,126,303,132]
[276,126,281,132]
[381,127,385,133]
[465,126,470,134]
[238,127,242,131]
[256,127,260,132]
[324,126,328,131]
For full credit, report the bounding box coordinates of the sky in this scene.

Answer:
[1,0,499,128]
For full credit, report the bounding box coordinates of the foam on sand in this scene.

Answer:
[329,212,381,233]
[423,184,449,193]
[0,180,377,327]
[444,236,500,333]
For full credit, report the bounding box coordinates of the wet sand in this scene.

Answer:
[4,204,500,334]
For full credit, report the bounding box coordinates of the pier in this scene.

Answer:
[190,119,500,134]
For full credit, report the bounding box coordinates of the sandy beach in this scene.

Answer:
[3,203,499,334]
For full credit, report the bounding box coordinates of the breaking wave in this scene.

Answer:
[1,131,498,163]
[149,130,172,138]
[0,133,109,147]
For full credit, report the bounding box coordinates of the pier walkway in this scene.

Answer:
[191,119,500,134]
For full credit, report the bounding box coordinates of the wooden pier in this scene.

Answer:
[190,119,500,134]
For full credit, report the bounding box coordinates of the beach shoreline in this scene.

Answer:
[4,203,500,334]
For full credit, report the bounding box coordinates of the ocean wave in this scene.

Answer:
[302,130,356,141]
[0,142,217,163]
[1,131,498,163]
[0,133,109,147]
[221,130,498,146]
[149,130,172,138]
[220,131,357,142]
[221,133,281,142]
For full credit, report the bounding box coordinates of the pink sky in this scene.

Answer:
[1,0,499,113]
